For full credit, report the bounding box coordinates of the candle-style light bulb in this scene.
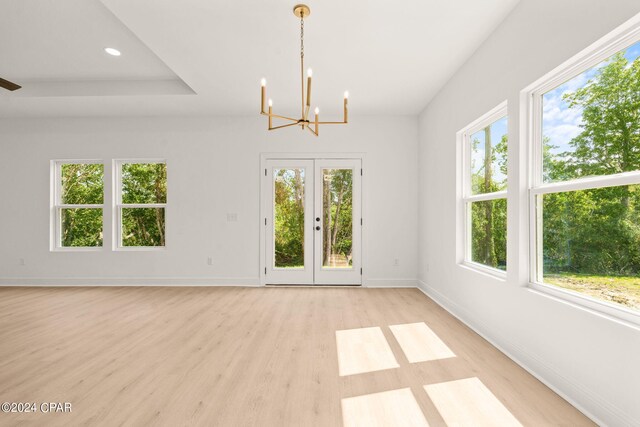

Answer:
[268,99,273,107]
[343,91,348,124]
[306,69,312,109]
[314,106,319,136]
[260,79,267,113]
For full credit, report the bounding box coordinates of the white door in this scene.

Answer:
[314,159,362,285]
[265,160,315,285]
[263,158,362,285]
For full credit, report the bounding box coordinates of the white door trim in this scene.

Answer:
[259,153,366,286]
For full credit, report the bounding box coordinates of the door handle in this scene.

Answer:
[315,226,321,231]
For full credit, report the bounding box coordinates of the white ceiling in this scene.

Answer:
[0,0,519,118]
[0,0,193,99]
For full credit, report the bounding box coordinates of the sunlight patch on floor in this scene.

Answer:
[341,388,430,427]
[424,377,523,427]
[389,322,456,363]
[336,326,399,376]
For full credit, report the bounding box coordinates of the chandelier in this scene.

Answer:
[260,4,348,136]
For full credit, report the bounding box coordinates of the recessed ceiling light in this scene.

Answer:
[104,47,121,56]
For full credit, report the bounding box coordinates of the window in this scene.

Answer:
[460,103,508,275]
[52,161,104,250]
[114,160,167,249]
[529,33,640,318]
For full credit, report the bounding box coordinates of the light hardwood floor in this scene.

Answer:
[0,286,594,426]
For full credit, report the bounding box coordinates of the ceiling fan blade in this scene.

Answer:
[0,78,22,91]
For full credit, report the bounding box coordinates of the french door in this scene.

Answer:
[264,158,362,285]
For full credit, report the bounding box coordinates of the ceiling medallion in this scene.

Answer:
[260,4,348,136]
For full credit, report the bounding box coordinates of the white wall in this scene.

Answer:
[0,115,418,286]
[418,1,640,425]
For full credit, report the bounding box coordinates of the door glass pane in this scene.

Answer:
[322,169,353,269]
[274,168,305,268]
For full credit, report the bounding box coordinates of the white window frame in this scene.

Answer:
[113,159,167,251]
[50,159,105,251]
[457,101,508,278]
[523,15,640,325]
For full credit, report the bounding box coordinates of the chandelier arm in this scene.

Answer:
[261,112,299,122]
[317,121,348,125]
[306,125,318,137]
[269,122,300,131]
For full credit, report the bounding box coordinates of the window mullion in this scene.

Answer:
[58,204,104,209]
[120,203,166,209]
[464,191,508,203]
[533,171,640,195]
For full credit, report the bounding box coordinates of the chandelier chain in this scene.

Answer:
[300,15,304,58]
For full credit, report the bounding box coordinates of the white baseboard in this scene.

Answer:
[0,277,418,288]
[364,278,418,288]
[416,279,632,427]
[0,277,261,286]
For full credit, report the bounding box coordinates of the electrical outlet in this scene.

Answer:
[226,213,238,222]
[393,258,400,267]
[19,258,25,266]
[207,257,213,266]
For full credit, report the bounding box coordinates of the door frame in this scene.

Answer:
[259,152,366,286]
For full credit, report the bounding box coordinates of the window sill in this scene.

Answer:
[529,281,640,329]
[52,247,103,252]
[114,246,167,252]
[459,261,507,281]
